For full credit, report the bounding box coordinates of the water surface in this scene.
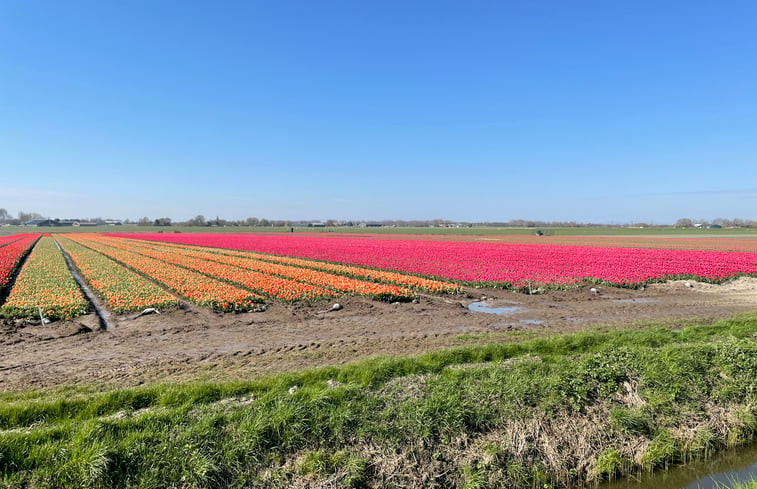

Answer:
[467,301,520,315]
[599,444,757,489]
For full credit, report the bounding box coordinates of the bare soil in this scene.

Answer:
[2,278,757,391]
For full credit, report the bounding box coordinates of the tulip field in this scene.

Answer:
[0,233,40,292]
[0,236,88,321]
[55,236,180,314]
[2,230,757,322]
[110,232,757,287]
[0,232,459,321]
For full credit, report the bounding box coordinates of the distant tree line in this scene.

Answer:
[3,208,756,228]
[674,217,756,229]
[0,209,113,225]
[171,215,294,227]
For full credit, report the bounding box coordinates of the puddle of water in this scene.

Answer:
[519,319,544,325]
[599,443,757,489]
[467,302,520,315]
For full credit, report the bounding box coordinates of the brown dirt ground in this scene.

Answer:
[2,278,757,391]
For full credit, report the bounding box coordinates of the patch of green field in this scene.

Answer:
[2,224,757,237]
[1,314,757,488]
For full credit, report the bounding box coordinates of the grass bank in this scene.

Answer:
[2,315,757,488]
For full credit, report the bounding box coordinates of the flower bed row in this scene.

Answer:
[0,234,41,293]
[93,236,415,301]
[0,234,30,248]
[0,237,88,321]
[96,236,335,301]
[124,238,459,294]
[66,235,263,312]
[56,236,180,314]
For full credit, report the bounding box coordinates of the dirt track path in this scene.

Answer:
[2,278,757,390]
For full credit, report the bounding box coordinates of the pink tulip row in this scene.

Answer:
[108,233,757,287]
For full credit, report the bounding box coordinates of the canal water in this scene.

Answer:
[598,444,757,489]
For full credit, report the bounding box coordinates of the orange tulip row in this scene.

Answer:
[56,236,180,313]
[85,235,336,301]
[65,235,263,312]
[96,236,416,301]
[124,237,460,293]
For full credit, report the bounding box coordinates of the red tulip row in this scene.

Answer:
[56,236,180,313]
[65,235,263,312]
[0,234,41,292]
[0,237,88,321]
[0,234,31,248]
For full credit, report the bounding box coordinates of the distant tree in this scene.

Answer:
[0,208,8,223]
[245,217,259,227]
[188,215,206,226]
[138,217,152,226]
[675,218,693,228]
[18,211,32,223]
[154,217,172,227]
[259,218,270,227]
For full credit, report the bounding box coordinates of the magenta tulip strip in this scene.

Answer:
[110,232,757,288]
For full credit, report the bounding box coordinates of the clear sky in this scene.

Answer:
[1,1,756,223]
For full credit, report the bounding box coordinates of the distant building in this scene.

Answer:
[24,218,100,227]
[61,219,97,227]
[24,219,56,226]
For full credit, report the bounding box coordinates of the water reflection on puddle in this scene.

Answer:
[467,302,520,315]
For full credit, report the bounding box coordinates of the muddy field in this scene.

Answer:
[2,278,757,391]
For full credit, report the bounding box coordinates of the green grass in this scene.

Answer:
[3,224,757,237]
[1,315,757,488]
[730,480,757,489]
[720,480,757,489]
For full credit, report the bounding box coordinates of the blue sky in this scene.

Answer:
[1,1,755,223]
